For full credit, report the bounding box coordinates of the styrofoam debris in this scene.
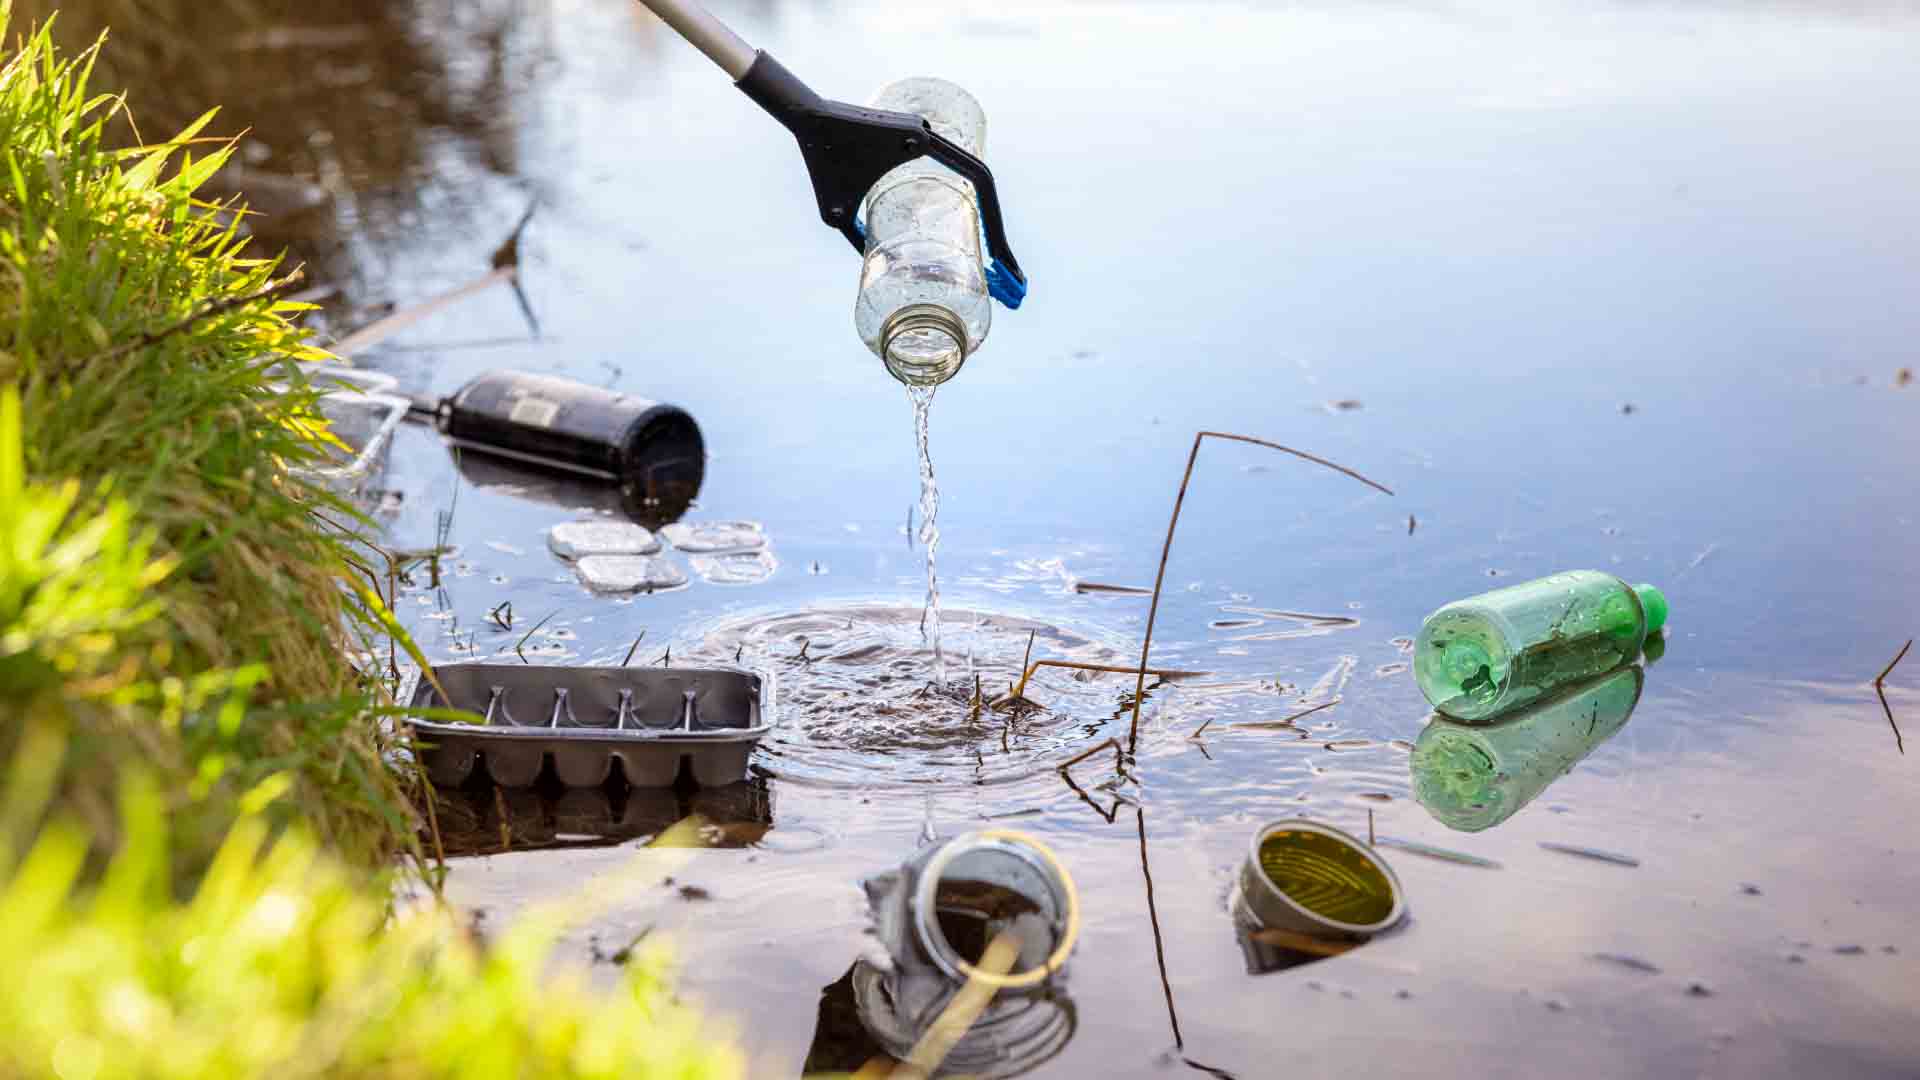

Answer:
[690,550,778,585]
[660,520,766,554]
[575,554,688,593]
[548,520,661,560]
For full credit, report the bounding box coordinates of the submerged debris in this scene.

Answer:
[1539,842,1640,867]
[1071,581,1153,595]
[1590,952,1661,975]
[1372,836,1502,869]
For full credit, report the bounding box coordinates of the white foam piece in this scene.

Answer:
[548,520,661,560]
[660,520,766,554]
[690,550,778,585]
[574,555,688,594]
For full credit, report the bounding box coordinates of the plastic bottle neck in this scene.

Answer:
[880,303,969,387]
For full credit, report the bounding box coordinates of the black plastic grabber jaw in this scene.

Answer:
[735,51,1029,309]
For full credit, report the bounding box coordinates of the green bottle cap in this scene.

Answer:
[1634,584,1668,633]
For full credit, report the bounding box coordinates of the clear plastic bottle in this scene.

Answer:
[1413,570,1667,722]
[853,78,992,387]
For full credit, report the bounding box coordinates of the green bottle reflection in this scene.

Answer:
[1410,664,1643,833]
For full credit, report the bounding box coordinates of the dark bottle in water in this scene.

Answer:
[424,371,705,529]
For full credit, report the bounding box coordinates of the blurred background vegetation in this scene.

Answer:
[10,0,545,296]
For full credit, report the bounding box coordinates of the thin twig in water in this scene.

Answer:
[1231,698,1341,731]
[488,601,513,631]
[514,611,557,663]
[1130,432,1392,756]
[1021,629,1037,681]
[1368,808,1375,846]
[1058,737,1125,778]
[622,630,647,667]
[796,637,811,663]
[1138,807,1183,1050]
[659,647,672,667]
[1005,659,1207,705]
[1875,638,1910,755]
[1189,718,1214,740]
[1059,768,1119,823]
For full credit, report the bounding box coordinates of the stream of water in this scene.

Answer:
[908,383,945,686]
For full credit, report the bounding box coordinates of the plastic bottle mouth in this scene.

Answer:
[881,304,969,387]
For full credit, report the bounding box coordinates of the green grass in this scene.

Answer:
[0,9,746,1075]
[0,3,412,877]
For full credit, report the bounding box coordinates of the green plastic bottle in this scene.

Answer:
[1410,664,1642,832]
[1414,570,1666,722]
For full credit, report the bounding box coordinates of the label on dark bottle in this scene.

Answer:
[506,395,561,428]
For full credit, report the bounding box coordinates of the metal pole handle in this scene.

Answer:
[632,0,756,80]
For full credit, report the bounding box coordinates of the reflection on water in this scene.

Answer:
[49,0,1920,1071]
[801,960,1076,1079]
[453,425,704,530]
[1411,665,1643,833]
[429,773,772,857]
[19,0,550,292]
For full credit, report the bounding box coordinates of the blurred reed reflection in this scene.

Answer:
[17,0,563,290]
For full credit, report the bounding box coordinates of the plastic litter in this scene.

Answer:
[849,830,1079,1075]
[574,554,688,593]
[417,370,706,529]
[689,550,778,585]
[548,520,662,559]
[1412,664,1643,832]
[1415,570,1667,722]
[404,663,773,788]
[853,78,995,387]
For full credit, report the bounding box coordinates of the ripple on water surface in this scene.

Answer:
[674,604,1166,788]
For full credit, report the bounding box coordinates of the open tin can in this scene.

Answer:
[1237,819,1406,941]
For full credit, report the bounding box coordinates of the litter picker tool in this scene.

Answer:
[632,0,1030,309]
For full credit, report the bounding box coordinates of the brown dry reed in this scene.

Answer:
[1128,432,1392,755]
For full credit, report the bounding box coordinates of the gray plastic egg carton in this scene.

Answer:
[404,663,773,789]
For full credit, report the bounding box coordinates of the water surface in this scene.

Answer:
[122,0,1920,1074]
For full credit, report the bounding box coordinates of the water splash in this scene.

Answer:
[909,384,945,685]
